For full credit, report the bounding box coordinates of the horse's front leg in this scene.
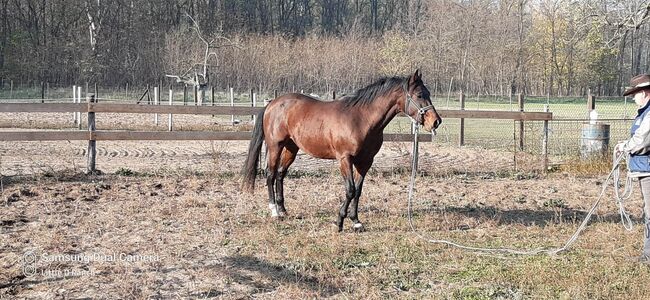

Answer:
[349,161,371,232]
[337,155,355,232]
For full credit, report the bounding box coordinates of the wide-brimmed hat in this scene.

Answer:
[623,74,650,96]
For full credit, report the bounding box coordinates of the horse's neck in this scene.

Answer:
[361,93,401,132]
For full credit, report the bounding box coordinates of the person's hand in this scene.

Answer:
[614,142,626,154]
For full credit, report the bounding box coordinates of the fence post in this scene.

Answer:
[587,88,596,117]
[9,80,13,98]
[94,83,98,102]
[194,85,198,105]
[72,85,77,124]
[518,93,525,151]
[542,105,549,173]
[211,86,215,107]
[154,86,159,126]
[78,86,82,129]
[260,99,272,173]
[87,94,97,174]
[332,91,336,100]
[40,81,45,103]
[459,91,465,146]
[230,87,235,124]
[250,89,254,121]
[168,85,173,131]
[183,84,187,105]
[253,92,258,122]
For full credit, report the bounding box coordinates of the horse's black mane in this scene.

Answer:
[340,76,407,108]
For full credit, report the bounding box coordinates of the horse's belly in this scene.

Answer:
[296,141,337,160]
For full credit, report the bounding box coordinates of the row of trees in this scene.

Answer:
[1,0,650,96]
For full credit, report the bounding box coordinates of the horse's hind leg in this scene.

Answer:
[275,142,298,217]
[266,143,283,218]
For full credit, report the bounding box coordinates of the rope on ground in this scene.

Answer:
[407,125,635,256]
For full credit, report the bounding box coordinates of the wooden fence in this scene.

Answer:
[0,94,553,173]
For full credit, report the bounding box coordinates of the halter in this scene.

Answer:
[403,85,434,125]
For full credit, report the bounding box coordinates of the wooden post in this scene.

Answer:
[154,86,159,125]
[459,92,465,146]
[94,83,98,102]
[183,85,187,106]
[211,86,215,106]
[10,80,13,98]
[72,85,77,124]
[518,93,525,151]
[168,85,173,131]
[146,84,151,104]
[194,85,198,105]
[40,81,45,103]
[125,83,129,100]
[250,89,254,120]
[87,94,97,174]
[274,89,278,99]
[194,85,199,105]
[260,99,272,172]
[542,105,549,173]
[332,91,336,100]
[587,88,596,117]
[76,86,81,130]
[252,92,257,122]
[230,87,235,124]
[46,82,49,100]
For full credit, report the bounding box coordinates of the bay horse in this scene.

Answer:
[242,70,441,232]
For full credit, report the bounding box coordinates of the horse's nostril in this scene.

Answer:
[434,119,442,128]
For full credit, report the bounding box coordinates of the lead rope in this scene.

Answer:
[407,125,634,256]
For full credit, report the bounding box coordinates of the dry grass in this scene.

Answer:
[559,156,615,176]
[2,165,650,299]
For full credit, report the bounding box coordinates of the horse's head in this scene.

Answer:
[403,69,442,132]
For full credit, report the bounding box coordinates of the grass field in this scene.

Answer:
[2,157,650,299]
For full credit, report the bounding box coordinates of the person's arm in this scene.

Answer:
[623,113,650,154]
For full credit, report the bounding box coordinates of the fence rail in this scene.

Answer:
[0,97,553,173]
[0,131,438,142]
[0,102,553,120]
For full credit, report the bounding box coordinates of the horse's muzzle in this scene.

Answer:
[423,111,442,132]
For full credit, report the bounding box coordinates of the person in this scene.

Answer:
[616,74,650,260]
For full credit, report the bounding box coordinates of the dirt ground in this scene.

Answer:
[1,138,650,298]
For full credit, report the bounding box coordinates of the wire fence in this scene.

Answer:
[0,83,636,160]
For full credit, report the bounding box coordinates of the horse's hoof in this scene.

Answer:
[352,223,365,232]
[269,204,279,218]
[334,221,344,233]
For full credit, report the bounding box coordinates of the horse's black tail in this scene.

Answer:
[242,106,267,192]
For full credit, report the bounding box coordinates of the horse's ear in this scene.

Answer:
[409,69,422,86]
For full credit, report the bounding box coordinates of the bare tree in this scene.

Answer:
[165,12,239,103]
